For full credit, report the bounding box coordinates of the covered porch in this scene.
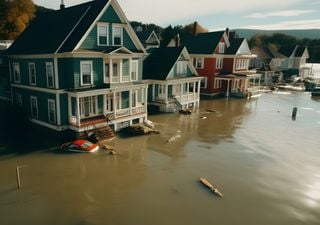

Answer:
[150,77,202,112]
[216,72,261,98]
[68,84,148,131]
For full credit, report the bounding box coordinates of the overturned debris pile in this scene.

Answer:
[123,124,159,136]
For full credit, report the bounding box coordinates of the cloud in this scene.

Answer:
[118,0,301,25]
[246,10,316,19]
[242,19,320,30]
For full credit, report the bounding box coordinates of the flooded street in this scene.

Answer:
[1,92,320,225]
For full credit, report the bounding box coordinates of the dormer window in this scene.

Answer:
[98,24,108,46]
[218,42,225,53]
[113,26,123,46]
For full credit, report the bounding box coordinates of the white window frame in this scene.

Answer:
[106,94,113,112]
[13,62,21,83]
[80,61,93,86]
[28,63,36,85]
[46,62,55,88]
[218,42,225,53]
[30,96,38,118]
[216,58,223,69]
[214,79,222,89]
[112,25,123,46]
[131,60,138,81]
[236,59,248,70]
[97,23,109,46]
[48,99,56,124]
[200,77,208,89]
[194,58,204,69]
[79,96,97,118]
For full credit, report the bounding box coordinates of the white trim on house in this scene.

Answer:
[112,24,123,46]
[54,57,59,89]
[11,83,66,94]
[80,61,93,86]
[97,23,109,46]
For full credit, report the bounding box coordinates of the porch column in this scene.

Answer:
[113,91,116,119]
[144,87,148,112]
[187,82,190,100]
[76,96,81,127]
[152,84,155,101]
[109,58,113,83]
[129,90,132,116]
[119,59,123,83]
[226,80,230,97]
[103,94,106,115]
[165,84,168,104]
[56,93,61,126]
[68,95,72,122]
[180,83,183,98]
[197,80,201,99]
[193,81,196,99]
[129,58,132,81]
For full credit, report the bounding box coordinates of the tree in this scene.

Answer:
[0,0,35,40]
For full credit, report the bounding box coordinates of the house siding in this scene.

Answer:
[59,94,69,125]
[99,5,122,23]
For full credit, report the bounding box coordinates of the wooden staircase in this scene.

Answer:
[95,125,115,141]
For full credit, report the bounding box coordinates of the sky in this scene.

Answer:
[33,0,320,30]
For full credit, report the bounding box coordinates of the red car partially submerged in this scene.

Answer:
[59,139,99,153]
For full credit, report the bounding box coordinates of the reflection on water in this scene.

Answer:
[0,92,319,225]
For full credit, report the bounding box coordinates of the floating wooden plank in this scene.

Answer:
[199,177,223,197]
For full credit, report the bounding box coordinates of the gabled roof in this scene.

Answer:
[181,31,225,54]
[278,45,296,57]
[295,46,307,57]
[251,45,286,62]
[136,31,153,43]
[7,0,109,55]
[225,38,244,54]
[143,47,185,80]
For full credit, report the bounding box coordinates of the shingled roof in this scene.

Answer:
[181,31,225,54]
[6,0,109,55]
[143,47,185,80]
[225,38,244,54]
[136,31,153,44]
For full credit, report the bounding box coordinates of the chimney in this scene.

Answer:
[175,34,180,47]
[193,21,198,36]
[60,0,65,9]
[226,27,230,38]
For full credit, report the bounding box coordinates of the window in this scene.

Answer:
[30,96,38,118]
[98,24,108,46]
[177,61,187,75]
[113,26,122,46]
[28,63,37,85]
[218,42,225,53]
[132,90,137,108]
[106,94,113,112]
[194,58,204,69]
[200,77,207,88]
[13,62,20,83]
[80,61,93,86]
[48,99,56,124]
[46,62,55,88]
[131,60,138,81]
[158,85,166,97]
[236,59,248,70]
[79,96,96,118]
[105,63,110,82]
[214,79,222,89]
[216,58,223,69]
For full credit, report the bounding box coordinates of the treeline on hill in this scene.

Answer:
[0,0,53,40]
[130,21,208,46]
[249,33,320,48]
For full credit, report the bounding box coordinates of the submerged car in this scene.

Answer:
[59,139,99,153]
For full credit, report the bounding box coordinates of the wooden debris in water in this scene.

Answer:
[103,145,116,155]
[206,109,217,112]
[199,177,223,197]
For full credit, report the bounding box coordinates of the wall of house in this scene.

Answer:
[223,58,234,73]
[12,87,57,125]
[10,57,54,88]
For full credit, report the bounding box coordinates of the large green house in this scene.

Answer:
[5,0,149,136]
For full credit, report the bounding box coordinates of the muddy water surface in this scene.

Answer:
[0,92,320,225]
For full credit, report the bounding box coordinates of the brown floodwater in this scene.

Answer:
[0,92,320,225]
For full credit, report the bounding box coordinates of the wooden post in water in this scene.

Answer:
[16,165,28,190]
[292,107,298,120]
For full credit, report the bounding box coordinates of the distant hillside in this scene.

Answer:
[234,29,320,40]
